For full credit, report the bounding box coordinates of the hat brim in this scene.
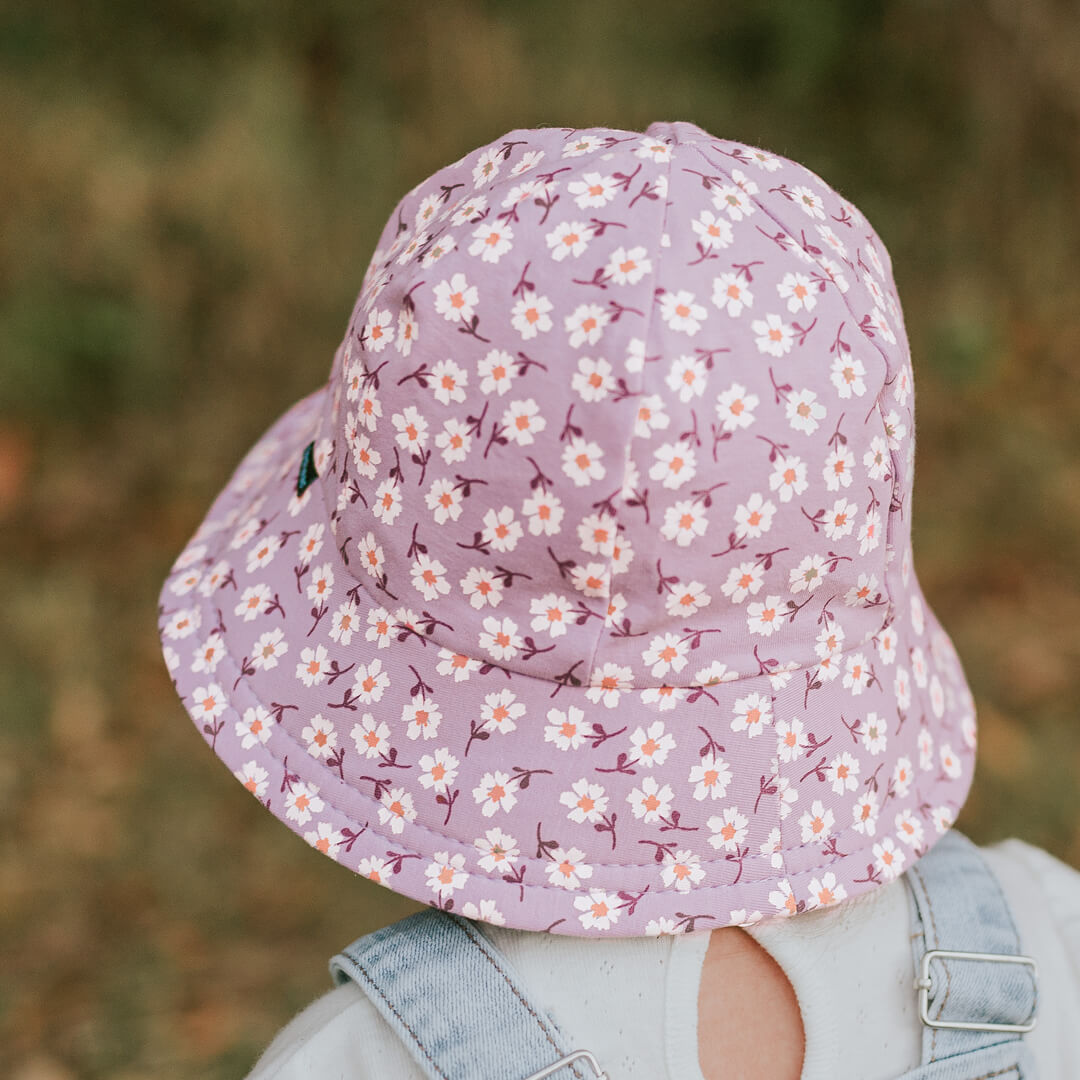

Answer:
[159,389,975,936]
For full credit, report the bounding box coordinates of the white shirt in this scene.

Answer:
[247,839,1080,1080]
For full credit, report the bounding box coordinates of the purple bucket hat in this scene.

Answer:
[159,121,976,936]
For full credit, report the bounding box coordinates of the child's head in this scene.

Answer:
[159,121,975,936]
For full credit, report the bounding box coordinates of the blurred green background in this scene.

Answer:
[2,0,1079,1076]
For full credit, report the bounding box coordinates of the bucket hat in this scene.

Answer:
[159,121,976,936]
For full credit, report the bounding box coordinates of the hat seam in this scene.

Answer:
[685,141,904,607]
[315,492,893,694]
[173,574,943,882]
[582,129,677,685]
[685,141,905,889]
[186,391,895,694]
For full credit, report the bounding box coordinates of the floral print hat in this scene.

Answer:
[159,121,976,936]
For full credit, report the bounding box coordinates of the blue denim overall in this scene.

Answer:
[329,830,1039,1080]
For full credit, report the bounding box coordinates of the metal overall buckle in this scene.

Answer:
[914,948,1038,1033]
[520,1048,609,1080]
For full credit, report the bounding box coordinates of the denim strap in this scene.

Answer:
[899,829,1039,1079]
[330,908,593,1080]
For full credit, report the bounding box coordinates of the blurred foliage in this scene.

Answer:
[2,0,1079,1075]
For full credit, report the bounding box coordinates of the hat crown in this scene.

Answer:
[324,122,914,694]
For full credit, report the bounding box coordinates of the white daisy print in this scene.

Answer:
[688,753,732,801]
[481,505,523,553]
[435,648,480,683]
[364,308,393,352]
[433,273,479,323]
[789,553,828,594]
[498,399,548,444]
[562,437,606,486]
[791,185,826,219]
[435,418,472,464]
[629,718,677,766]
[477,349,516,395]
[799,800,835,844]
[830,353,867,398]
[510,290,553,339]
[565,303,610,348]
[586,663,633,708]
[605,245,652,285]
[575,889,622,931]
[874,837,906,880]
[852,791,880,836]
[562,134,603,157]
[351,713,391,759]
[806,872,847,909]
[823,445,856,490]
[544,705,593,751]
[411,553,451,601]
[568,172,618,208]
[429,358,468,405]
[402,696,442,741]
[295,645,328,687]
[707,807,749,851]
[731,693,772,738]
[734,492,776,538]
[546,220,591,261]
[775,718,805,763]
[649,441,697,490]
[634,393,671,438]
[665,580,711,618]
[824,499,857,540]
[478,616,522,662]
[721,560,764,603]
[657,469,705,526]
[372,478,403,525]
[425,477,464,524]
[862,712,888,755]
[661,850,706,893]
[426,852,468,897]
[522,490,565,536]
[665,355,708,402]
[747,595,784,637]
[785,388,826,435]
[529,592,574,638]
[475,827,520,873]
[546,846,594,889]
[560,778,609,824]
[571,356,615,402]
[473,770,517,817]
[377,787,416,835]
[468,221,514,263]
[481,689,525,735]
[349,655,390,704]
[301,714,338,760]
[693,210,734,250]
[236,705,272,749]
[826,751,860,795]
[250,628,288,672]
[711,272,754,317]
[712,184,755,221]
[285,781,324,826]
[768,455,808,503]
[778,272,817,313]
[715,382,759,431]
[659,290,707,336]
[627,776,674,823]
[752,313,794,357]
[235,761,268,799]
